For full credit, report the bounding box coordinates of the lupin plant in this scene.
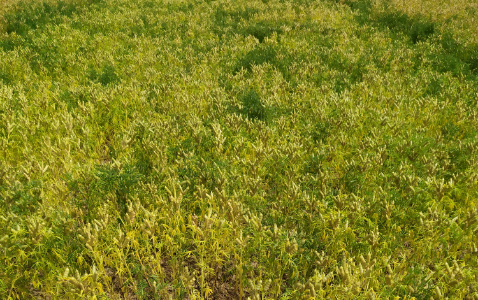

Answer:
[0,0,478,298]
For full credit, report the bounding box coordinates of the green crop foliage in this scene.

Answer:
[0,0,478,299]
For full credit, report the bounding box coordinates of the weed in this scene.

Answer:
[3,180,43,215]
[88,64,120,86]
[242,21,284,43]
[239,88,266,121]
[234,46,279,75]
[4,0,80,36]
[377,11,435,44]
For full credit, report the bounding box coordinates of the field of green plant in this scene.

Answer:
[0,0,477,298]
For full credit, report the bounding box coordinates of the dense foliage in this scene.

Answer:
[0,0,477,298]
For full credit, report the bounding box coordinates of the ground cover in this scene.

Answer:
[0,0,477,298]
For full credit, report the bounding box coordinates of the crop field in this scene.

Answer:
[0,0,477,298]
